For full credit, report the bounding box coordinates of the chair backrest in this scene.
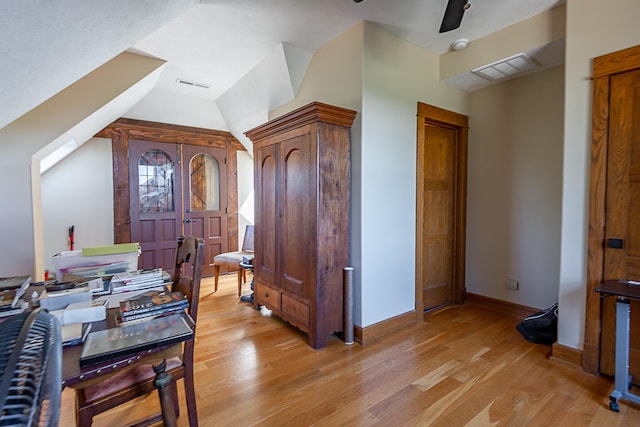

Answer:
[242,225,254,252]
[170,235,205,323]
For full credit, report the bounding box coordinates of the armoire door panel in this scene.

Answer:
[255,145,278,287]
[280,135,313,297]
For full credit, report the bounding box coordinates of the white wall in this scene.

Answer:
[360,23,467,326]
[467,65,564,309]
[558,0,640,349]
[41,138,114,273]
[237,150,254,247]
[124,89,229,131]
[271,22,365,322]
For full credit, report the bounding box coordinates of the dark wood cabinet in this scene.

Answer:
[245,102,356,348]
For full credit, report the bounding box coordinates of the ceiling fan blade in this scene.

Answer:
[439,0,469,33]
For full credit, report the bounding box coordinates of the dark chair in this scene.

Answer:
[213,225,254,296]
[72,235,204,427]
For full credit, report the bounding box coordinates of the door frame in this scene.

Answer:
[415,102,469,316]
[583,44,640,375]
[96,118,246,258]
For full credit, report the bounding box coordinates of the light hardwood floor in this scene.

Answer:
[60,274,640,426]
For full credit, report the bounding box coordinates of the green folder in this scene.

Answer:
[82,243,140,257]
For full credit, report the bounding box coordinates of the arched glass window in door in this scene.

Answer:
[190,153,220,211]
[137,150,175,212]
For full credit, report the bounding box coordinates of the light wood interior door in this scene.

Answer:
[416,103,468,314]
[600,68,640,379]
[421,125,456,310]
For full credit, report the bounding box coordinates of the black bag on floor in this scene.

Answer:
[516,303,558,344]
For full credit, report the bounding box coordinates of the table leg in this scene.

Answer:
[609,296,640,412]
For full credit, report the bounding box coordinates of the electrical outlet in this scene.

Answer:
[506,279,519,290]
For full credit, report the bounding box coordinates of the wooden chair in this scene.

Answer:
[213,225,254,296]
[72,235,204,427]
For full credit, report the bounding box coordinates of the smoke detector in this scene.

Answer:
[451,39,469,51]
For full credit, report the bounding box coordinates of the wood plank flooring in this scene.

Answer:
[59,274,640,426]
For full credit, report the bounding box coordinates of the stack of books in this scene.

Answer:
[0,275,30,318]
[61,322,92,347]
[119,290,189,322]
[110,268,164,293]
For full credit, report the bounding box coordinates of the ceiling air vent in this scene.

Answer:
[176,78,211,89]
[471,53,541,81]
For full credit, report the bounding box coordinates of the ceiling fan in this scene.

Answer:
[439,0,471,33]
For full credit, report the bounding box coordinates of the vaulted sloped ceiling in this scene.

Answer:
[0,0,197,130]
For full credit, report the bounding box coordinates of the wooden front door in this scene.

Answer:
[416,103,468,314]
[129,140,230,276]
[599,68,640,379]
[182,144,228,277]
[129,140,183,272]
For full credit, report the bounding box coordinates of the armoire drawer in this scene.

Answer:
[255,283,280,310]
[281,294,309,331]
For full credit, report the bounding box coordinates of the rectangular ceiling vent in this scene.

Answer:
[471,53,541,81]
[176,78,211,89]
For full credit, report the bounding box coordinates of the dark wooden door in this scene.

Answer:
[420,124,456,311]
[129,140,183,272]
[600,69,640,379]
[129,140,230,276]
[182,144,228,277]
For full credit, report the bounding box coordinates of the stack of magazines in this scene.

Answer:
[110,268,164,293]
[119,290,189,322]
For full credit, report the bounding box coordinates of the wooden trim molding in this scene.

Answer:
[245,101,357,142]
[550,343,584,371]
[592,44,640,79]
[97,118,245,151]
[354,311,418,346]
[97,119,245,249]
[465,293,539,319]
[582,44,640,375]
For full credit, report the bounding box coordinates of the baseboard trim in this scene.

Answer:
[465,293,539,319]
[354,310,417,345]
[550,342,584,371]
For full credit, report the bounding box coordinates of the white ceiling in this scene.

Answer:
[131,0,566,102]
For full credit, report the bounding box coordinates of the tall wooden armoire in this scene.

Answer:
[245,102,356,348]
